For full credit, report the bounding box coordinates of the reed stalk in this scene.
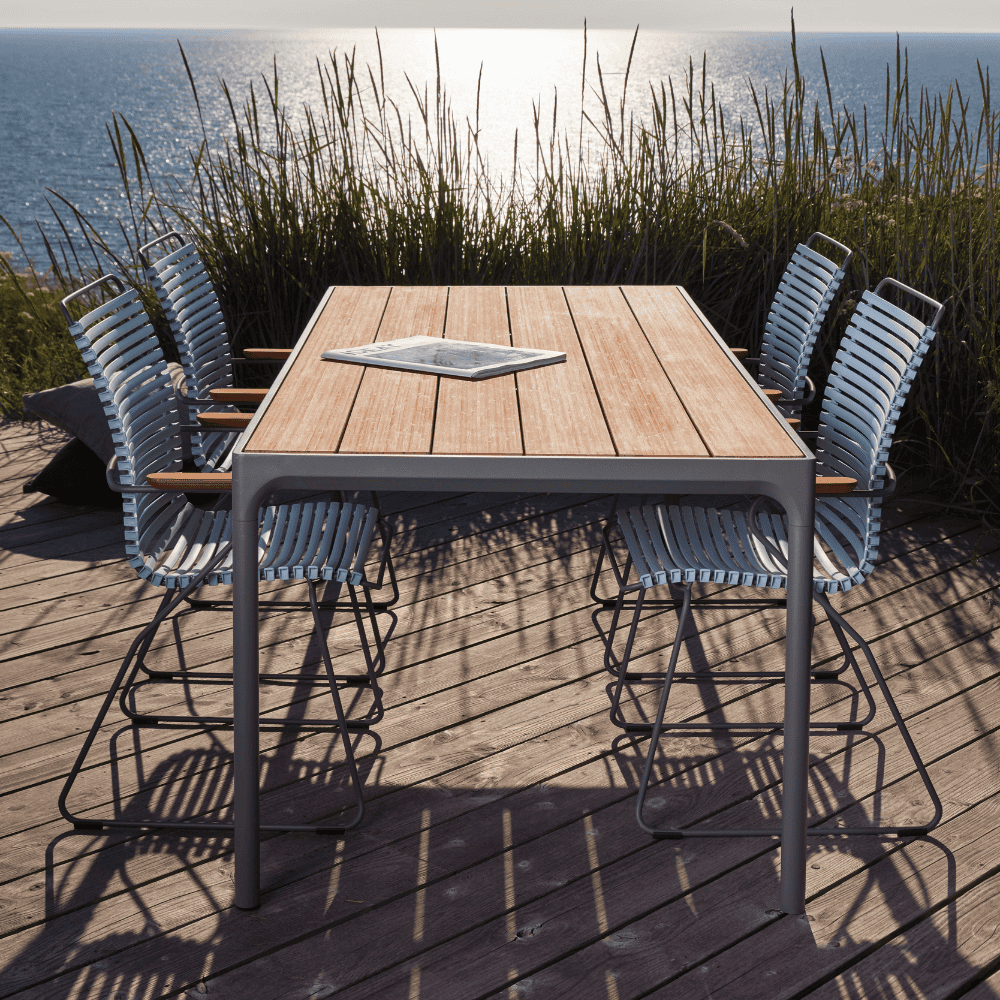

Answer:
[2,20,997,515]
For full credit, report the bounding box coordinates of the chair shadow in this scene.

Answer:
[2,492,996,999]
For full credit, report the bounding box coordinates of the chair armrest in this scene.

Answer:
[763,389,782,402]
[105,455,232,494]
[729,348,749,359]
[816,465,897,498]
[243,348,292,361]
[816,477,857,494]
[146,472,233,491]
[209,388,268,404]
[197,412,253,428]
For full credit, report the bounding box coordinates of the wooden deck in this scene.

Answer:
[2,420,1000,1000]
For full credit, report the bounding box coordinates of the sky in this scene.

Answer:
[1,0,996,32]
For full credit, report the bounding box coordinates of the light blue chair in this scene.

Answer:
[139,232,399,611]
[140,233,241,471]
[57,275,393,835]
[745,231,853,417]
[601,278,945,839]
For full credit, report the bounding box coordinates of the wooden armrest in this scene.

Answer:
[730,348,748,358]
[209,388,268,404]
[197,412,253,428]
[816,476,857,494]
[146,473,233,491]
[785,417,801,429]
[243,348,292,361]
[763,389,782,402]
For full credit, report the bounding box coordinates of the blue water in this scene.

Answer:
[2,28,998,270]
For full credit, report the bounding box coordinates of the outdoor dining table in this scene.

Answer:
[229,284,815,913]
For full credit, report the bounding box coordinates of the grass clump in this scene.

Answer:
[2,19,997,516]
[0,253,86,418]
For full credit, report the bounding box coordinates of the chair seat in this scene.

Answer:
[125,497,379,590]
[618,498,878,595]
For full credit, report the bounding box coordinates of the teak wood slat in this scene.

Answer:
[432,285,523,456]
[563,285,708,457]
[508,286,616,456]
[338,286,447,454]
[196,412,252,428]
[209,388,269,404]
[243,348,292,361]
[246,286,390,453]
[622,285,801,458]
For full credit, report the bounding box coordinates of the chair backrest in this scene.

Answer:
[759,232,852,404]
[815,278,945,492]
[810,278,945,589]
[140,232,236,470]
[60,276,188,575]
[140,232,233,395]
[61,276,184,486]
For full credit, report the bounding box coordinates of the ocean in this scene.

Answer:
[2,27,999,270]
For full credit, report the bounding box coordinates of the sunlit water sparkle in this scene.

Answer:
[2,28,998,269]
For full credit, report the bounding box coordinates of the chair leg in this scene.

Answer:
[60,589,180,828]
[813,593,942,836]
[634,598,692,835]
[60,552,235,831]
[820,603,878,729]
[130,519,399,729]
[629,594,944,840]
[611,584,692,732]
[307,581,366,831]
[605,580,878,734]
[121,579,387,732]
[368,492,400,611]
[60,549,371,834]
[589,496,620,606]
[345,582,387,725]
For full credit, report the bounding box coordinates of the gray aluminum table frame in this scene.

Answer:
[229,288,816,913]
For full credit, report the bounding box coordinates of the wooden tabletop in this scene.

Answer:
[245,285,800,460]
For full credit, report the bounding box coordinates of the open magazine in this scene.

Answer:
[322,336,566,380]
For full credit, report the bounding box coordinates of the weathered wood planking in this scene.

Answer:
[1,424,999,1000]
[8,610,998,999]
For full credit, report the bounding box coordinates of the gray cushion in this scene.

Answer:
[22,362,193,464]
[22,436,120,509]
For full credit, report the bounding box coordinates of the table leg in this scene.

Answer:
[780,514,814,915]
[232,504,260,910]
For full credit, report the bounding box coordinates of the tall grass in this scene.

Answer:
[3,21,997,516]
[0,254,86,415]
